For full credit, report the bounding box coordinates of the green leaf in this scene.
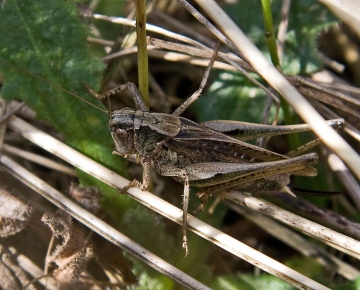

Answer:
[193,71,278,124]
[210,274,296,290]
[0,0,125,182]
[223,0,337,75]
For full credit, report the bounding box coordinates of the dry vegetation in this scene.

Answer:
[1,0,360,289]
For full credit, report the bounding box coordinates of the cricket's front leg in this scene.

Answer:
[120,158,152,192]
[85,81,148,111]
[140,159,151,191]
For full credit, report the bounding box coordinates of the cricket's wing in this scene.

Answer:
[172,117,286,162]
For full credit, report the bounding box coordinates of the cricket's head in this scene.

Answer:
[109,108,136,156]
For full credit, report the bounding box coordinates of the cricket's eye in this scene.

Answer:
[115,128,128,142]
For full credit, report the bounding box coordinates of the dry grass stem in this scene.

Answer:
[224,200,360,280]
[223,191,360,257]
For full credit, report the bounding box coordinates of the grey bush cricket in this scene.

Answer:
[1,47,344,256]
[88,47,345,255]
